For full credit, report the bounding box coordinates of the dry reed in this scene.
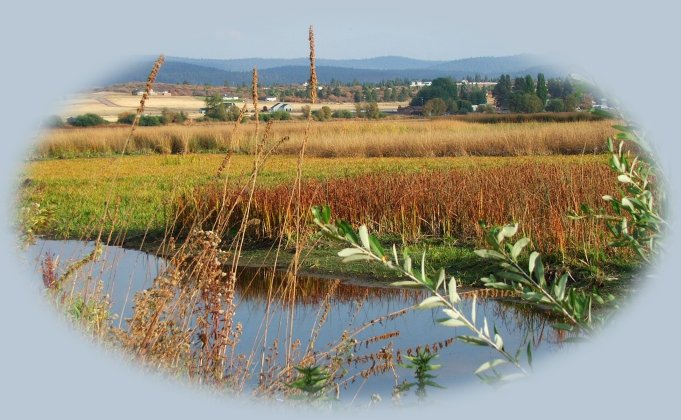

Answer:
[176,158,617,257]
[34,119,616,159]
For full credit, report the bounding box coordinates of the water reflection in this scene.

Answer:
[26,239,570,401]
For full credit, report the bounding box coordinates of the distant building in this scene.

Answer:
[269,103,292,112]
[265,97,278,102]
[410,81,432,88]
[131,88,171,96]
[223,95,240,100]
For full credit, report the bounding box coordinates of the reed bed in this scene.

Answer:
[175,157,616,257]
[33,119,616,159]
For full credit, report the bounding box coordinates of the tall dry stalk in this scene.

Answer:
[283,24,318,369]
[252,67,259,143]
[124,55,165,155]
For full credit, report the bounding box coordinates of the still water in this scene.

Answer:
[25,239,570,402]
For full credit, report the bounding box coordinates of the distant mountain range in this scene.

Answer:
[102,54,571,86]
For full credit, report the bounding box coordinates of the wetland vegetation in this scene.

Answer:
[15,28,663,408]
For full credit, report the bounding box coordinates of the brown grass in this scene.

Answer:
[34,119,616,159]
[174,156,616,257]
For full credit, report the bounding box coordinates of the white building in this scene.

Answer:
[269,103,292,112]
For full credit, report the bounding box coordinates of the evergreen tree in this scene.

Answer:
[513,77,527,93]
[524,74,535,94]
[536,73,548,105]
[492,74,512,109]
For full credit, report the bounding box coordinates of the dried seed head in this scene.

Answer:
[308,26,317,104]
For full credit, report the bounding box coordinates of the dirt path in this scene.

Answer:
[95,97,121,107]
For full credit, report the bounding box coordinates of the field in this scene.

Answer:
[33,118,615,159]
[59,91,409,121]
[21,149,621,270]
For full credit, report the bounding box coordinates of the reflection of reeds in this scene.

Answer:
[235,266,428,306]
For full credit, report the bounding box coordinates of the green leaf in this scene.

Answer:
[336,220,359,245]
[529,251,539,275]
[368,235,384,257]
[403,255,412,275]
[390,281,421,287]
[526,342,533,368]
[485,282,515,291]
[458,335,489,347]
[554,273,568,301]
[448,276,460,303]
[511,237,530,260]
[310,206,321,222]
[521,292,544,302]
[471,295,477,325]
[439,318,467,328]
[496,271,530,285]
[474,249,506,260]
[474,359,508,374]
[358,224,370,249]
[494,333,504,349]
[530,253,544,284]
[337,248,364,257]
[418,296,445,309]
[436,268,446,291]
[499,223,518,239]
[321,205,331,224]
[341,254,372,263]
[617,174,632,183]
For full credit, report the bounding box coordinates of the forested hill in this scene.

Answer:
[101,54,567,86]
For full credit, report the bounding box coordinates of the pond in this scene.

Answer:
[25,239,571,403]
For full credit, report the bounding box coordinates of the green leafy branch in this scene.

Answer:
[476,223,616,336]
[311,206,530,384]
[570,124,665,261]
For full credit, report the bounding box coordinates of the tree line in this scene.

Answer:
[492,73,593,113]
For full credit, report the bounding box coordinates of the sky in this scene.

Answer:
[1,1,681,419]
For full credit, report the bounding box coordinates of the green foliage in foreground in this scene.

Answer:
[287,365,332,401]
[570,124,665,261]
[394,350,444,400]
[311,205,618,385]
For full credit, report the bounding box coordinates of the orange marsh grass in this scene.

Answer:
[33,119,617,159]
[175,154,617,258]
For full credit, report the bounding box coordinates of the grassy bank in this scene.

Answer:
[21,153,616,260]
[32,119,616,159]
